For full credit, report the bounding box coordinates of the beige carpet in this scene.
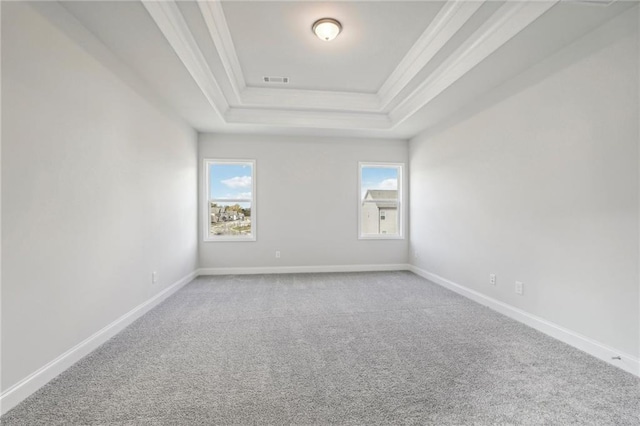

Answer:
[2,271,639,425]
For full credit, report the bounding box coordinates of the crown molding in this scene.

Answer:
[377,0,484,110]
[197,0,245,103]
[240,87,381,112]
[390,0,558,126]
[141,0,228,118]
[225,108,392,130]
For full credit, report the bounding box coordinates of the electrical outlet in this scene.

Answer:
[515,281,524,295]
[489,274,496,285]
[275,251,281,258]
[152,271,158,284]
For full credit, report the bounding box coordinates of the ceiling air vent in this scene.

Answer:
[263,76,289,84]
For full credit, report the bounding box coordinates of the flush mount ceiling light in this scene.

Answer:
[312,18,342,41]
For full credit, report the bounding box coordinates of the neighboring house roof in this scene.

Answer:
[363,189,398,208]
[364,189,397,200]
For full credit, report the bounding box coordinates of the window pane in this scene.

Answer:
[360,165,400,236]
[208,161,254,239]
[209,163,253,200]
[209,201,252,237]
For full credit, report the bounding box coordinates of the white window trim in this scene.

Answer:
[203,159,256,242]
[358,161,404,240]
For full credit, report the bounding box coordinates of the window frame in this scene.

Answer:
[358,162,404,240]
[203,159,256,242]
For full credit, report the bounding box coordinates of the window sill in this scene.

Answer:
[358,234,404,240]
[203,236,256,242]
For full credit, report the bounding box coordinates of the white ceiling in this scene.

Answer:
[221,1,444,93]
[49,0,636,139]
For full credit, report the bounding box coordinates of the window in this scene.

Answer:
[204,159,255,241]
[358,162,403,239]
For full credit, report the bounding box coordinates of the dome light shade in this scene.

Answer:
[312,18,342,42]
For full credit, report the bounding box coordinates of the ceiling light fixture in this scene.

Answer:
[312,18,342,42]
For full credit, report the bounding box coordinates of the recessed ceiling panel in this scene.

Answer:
[221,1,445,93]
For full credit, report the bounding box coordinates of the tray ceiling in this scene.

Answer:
[52,0,636,139]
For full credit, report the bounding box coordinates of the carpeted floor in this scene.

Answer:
[2,271,639,425]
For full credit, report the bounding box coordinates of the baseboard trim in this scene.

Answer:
[408,265,640,377]
[0,270,198,416]
[197,263,411,275]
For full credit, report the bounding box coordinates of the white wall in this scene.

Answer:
[409,10,639,358]
[1,2,198,392]
[199,134,408,269]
